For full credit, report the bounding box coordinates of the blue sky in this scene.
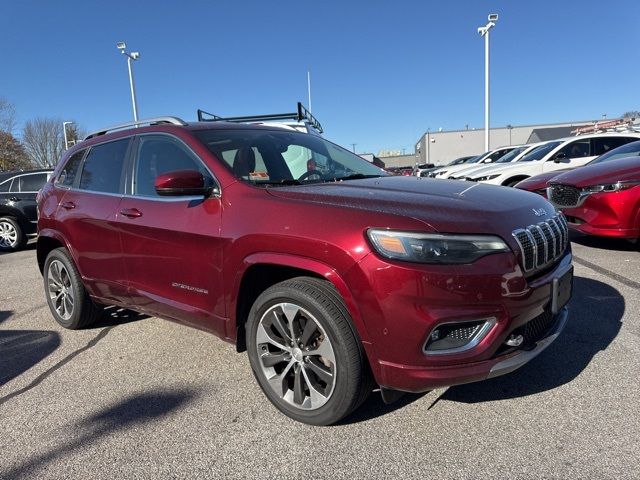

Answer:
[2,0,639,154]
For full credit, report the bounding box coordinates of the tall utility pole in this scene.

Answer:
[62,121,73,150]
[350,143,357,153]
[307,71,312,112]
[116,42,140,121]
[478,14,498,152]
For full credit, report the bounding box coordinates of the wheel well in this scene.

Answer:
[234,264,324,352]
[502,175,529,187]
[37,236,64,274]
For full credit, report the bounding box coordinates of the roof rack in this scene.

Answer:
[196,102,323,134]
[571,118,639,136]
[84,116,188,140]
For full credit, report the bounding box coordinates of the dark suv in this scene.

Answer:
[37,116,573,425]
[0,169,52,251]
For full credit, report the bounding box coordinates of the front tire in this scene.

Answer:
[246,277,371,425]
[43,248,102,329]
[0,217,27,252]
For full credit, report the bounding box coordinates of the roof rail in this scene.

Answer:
[196,102,323,134]
[84,116,188,140]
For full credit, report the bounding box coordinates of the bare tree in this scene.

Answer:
[0,131,32,171]
[0,97,17,133]
[64,123,87,147]
[622,110,640,120]
[22,117,66,168]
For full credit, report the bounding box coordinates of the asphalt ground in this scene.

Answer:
[1,234,639,479]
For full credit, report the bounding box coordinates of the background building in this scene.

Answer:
[409,120,596,167]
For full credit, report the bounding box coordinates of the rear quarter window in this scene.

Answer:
[56,150,86,187]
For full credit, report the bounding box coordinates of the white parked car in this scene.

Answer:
[465,133,640,186]
[447,144,536,180]
[428,146,518,179]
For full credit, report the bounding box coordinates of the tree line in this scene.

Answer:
[0,97,85,172]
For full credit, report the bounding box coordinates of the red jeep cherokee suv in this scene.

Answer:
[37,117,573,425]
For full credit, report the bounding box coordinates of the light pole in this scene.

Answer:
[478,14,498,152]
[116,42,140,121]
[62,121,73,150]
[507,124,513,145]
[350,143,357,153]
[426,128,431,165]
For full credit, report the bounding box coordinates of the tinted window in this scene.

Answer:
[592,137,635,156]
[57,149,86,187]
[80,139,130,193]
[590,140,640,164]
[556,139,591,159]
[19,173,48,192]
[486,148,513,162]
[0,179,11,192]
[10,178,19,192]
[134,135,210,196]
[496,147,526,163]
[519,142,562,162]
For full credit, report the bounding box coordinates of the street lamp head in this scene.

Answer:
[116,41,126,51]
[130,52,140,60]
[488,13,499,22]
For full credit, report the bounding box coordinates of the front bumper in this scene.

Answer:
[346,249,572,393]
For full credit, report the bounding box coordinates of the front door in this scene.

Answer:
[117,134,225,336]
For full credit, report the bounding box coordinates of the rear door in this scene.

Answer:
[55,138,131,303]
[117,134,225,335]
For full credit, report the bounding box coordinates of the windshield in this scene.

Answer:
[519,141,562,162]
[495,147,526,163]
[469,152,491,163]
[193,128,386,186]
[590,140,640,164]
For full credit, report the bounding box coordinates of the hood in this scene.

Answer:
[551,157,640,188]
[266,176,555,238]
[516,169,574,191]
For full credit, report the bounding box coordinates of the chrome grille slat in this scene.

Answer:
[512,214,568,273]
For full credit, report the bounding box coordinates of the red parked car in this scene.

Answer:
[37,115,573,425]
[546,157,640,238]
[515,140,640,196]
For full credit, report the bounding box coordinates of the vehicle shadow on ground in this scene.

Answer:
[0,309,62,387]
[339,390,427,425]
[437,276,623,404]
[0,389,197,480]
[91,306,150,329]
[570,232,639,251]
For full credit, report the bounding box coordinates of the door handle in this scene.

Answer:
[60,201,75,210]
[9,196,21,202]
[120,208,143,218]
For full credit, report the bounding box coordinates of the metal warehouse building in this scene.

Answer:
[403,120,596,168]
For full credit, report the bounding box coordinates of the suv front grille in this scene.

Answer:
[548,184,581,207]
[512,214,568,272]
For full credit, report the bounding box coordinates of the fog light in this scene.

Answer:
[424,317,496,355]
[505,334,524,347]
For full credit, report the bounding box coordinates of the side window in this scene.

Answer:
[79,139,130,193]
[134,135,210,197]
[9,178,19,192]
[57,150,86,187]
[592,137,635,156]
[0,179,11,193]
[557,139,591,159]
[19,173,48,192]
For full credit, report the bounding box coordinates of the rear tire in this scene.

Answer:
[246,277,372,425]
[43,248,102,329]
[0,217,27,252]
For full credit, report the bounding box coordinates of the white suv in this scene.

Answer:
[428,146,517,179]
[466,133,640,186]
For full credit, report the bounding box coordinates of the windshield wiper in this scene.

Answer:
[331,173,383,181]
[258,179,302,186]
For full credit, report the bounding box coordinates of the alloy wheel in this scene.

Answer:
[255,303,336,410]
[0,220,18,248]
[47,259,75,321]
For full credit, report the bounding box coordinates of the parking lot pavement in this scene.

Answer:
[1,237,639,480]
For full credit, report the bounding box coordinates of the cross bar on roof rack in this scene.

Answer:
[84,116,187,140]
[196,102,323,134]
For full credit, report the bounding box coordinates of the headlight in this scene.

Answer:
[367,229,510,264]
[475,174,501,182]
[582,181,640,193]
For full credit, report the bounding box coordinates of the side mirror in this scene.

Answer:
[154,170,214,197]
[552,152,567,163]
